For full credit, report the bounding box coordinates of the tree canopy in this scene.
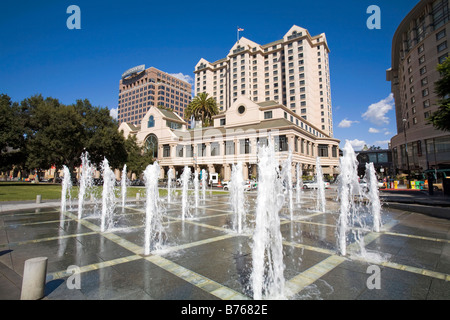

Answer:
[428,56,450,132]
[124,134,153,177]
[1,94,127,175]
[0,94,27,171]
[184,92,219,127]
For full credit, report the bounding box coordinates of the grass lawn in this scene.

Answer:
[0,182,227,202]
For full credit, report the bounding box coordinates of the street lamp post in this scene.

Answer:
[402,119,411,182]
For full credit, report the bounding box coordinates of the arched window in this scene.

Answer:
[148,115,155,128]
[144,134,158,159]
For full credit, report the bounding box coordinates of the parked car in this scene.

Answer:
[360,179,384,192]
[222,181,255,191]
[303,181,330,189]
[130,179,144,186]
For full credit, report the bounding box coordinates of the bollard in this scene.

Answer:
[20,257,48,300]
[36,195,42,204]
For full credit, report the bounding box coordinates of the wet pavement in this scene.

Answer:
[1,189,450,300]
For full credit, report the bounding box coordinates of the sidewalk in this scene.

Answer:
[1,189,449,219]
[0,199,60,213]
[380,189,450,219]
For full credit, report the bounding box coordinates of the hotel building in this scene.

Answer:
[118,26,340,181]
[117,66,192,126]
[119,99,340,181]
[387,0,450,173]
[194,25,334,137]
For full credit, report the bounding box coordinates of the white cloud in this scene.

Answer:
[170,73,194,85]
[348,139,366,151]
[384,131,392,136]
[369,128,380,133]
[374,140,391,148]
[110,107,118,120]
[338,119,359,128]
[362,93,394,126]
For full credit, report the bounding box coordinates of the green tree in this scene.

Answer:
[428,56,450,132]
[184,92,219,127]
[22,95,127,176]
[124,134,153,177]
[0,94,27,171]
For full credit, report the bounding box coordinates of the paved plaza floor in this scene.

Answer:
[1,189,450,301]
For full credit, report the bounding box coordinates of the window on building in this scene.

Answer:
[144,134,158,159]
[274,135,288,152]
[176,145,184,157]
[147,115,155,128]
[438,41,448,53]
[240,139,251,154]
[332,146,337,158]
[318,145,328,157]
[264,111,273,119]
[197,143,206,157]
[166,120,182,130]
[163,145,171,158]
[432,0,450,29]
[225,141,235,155]
[210,142,220,156]
[185,145,193,157]
[257,137,268,147]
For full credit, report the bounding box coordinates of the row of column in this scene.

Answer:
[163,162,336,182]
[160,134,337,160]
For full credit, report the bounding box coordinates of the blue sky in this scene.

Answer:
[0,0,419,150]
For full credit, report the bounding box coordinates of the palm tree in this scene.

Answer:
[184,93,219,127]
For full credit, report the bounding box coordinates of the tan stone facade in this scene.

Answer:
[387,0,450,173]
[119,97,340,181]
[194,25,334,137]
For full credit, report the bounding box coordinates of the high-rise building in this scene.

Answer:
[194,25,334,137]
[387,0,450,174]
[117,65,192,126]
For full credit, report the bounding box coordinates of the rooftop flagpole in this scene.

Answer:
[237,26,244,43]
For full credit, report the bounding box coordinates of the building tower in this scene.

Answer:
[194,25,334,137]
[387,0,450,173]
[117,66,192,126]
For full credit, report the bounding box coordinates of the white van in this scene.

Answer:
[209,173,219,186]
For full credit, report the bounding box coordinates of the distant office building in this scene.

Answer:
[117,65,192,126]
[194,25,334,137]
[356,149,393,178]
[387,0,450,173]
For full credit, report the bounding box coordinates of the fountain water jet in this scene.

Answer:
[121,164,128,209]
[61,165,72,212]
[315,157,326,213]
[194,170,199,208]
[337,141,363,256]
[143,162,165,255]
[251,139,286,300]
[100,158,116,232]
[282,150,294,220]
[230,162,246,233]
[167,168,174,204]
[296,163,303,205]
[181,166,191,220]
[365,162,382,232]
[201,169,207,201]
[78,152,95,219]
